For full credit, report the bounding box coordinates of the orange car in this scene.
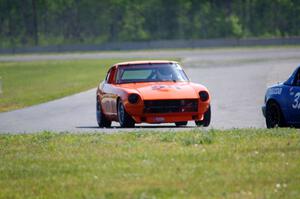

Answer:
[96,60,211,128]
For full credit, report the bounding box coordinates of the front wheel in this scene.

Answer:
[195,106,211,127]
[118,100,135,128]
[265,101,285,128]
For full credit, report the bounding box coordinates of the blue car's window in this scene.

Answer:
[285,67,300,86]
[116,63,189,84]
[294,69,300,86]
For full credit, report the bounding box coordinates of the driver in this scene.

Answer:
[156,67,173,81]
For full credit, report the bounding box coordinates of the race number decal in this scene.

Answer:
[292,92,300,109]
[269,87,282,95]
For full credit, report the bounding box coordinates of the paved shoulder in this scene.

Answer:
[0,89,97,133]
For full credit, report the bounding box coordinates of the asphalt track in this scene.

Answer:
[0,47,300,133]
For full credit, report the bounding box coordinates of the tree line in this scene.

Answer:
[0,0,299,48]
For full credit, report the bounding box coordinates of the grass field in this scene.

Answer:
[0,59,132,112]
[0,128,299,199]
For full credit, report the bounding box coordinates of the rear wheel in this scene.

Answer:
[96,99,111,128]
[175,121,188,126]
[118,100,135,128]
[195,106,211,127]
[266,101,285,128]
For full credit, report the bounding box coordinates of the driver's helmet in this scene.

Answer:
[157,67,173,81]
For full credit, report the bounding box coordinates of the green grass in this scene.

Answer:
[0,129,299,199]
[0,59,127,112]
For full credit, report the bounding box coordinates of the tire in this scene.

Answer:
[195,106,211,127]
[118,100,135,128]
[96,99,111,128]
[175,121,188,126]
[265,101,285,128]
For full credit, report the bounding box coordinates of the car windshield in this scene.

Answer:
[116,63,189,84]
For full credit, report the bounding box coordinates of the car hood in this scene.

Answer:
[268,82,284,89]
[119,82,200,100]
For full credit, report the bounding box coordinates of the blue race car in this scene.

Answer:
[262,66,300,128]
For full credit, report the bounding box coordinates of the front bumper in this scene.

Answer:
[132,112,202,124]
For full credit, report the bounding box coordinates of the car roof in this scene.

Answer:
[114,60,178,67]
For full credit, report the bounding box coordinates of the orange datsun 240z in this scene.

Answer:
[96,60,211,128]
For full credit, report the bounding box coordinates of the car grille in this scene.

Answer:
[144,99,198,113]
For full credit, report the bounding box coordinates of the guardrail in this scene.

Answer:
[0,37,300,54]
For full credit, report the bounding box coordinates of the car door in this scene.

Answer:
[286,68,300,124]
[101,67,118,116]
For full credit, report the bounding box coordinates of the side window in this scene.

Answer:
[105,70,111,82]
[106,67,116,84]
[293,69,300,87]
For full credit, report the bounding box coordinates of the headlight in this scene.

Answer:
[199,91,209,101]
[128,94,140,104]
